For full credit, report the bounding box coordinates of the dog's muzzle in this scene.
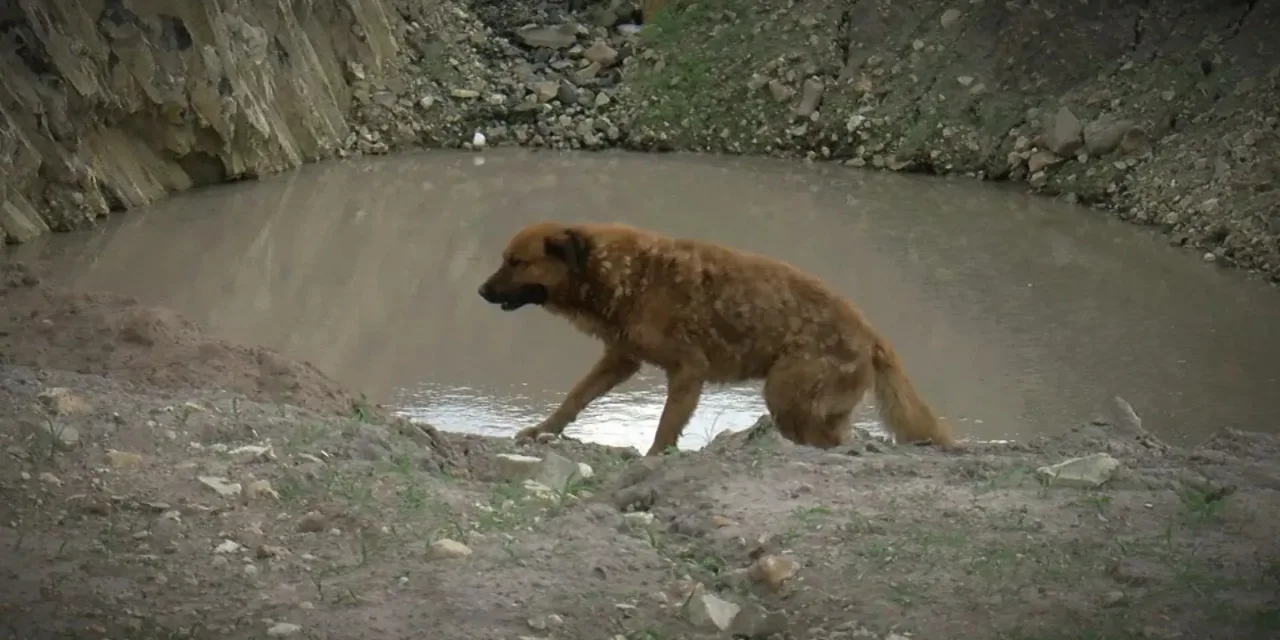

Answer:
[477,282,547,312]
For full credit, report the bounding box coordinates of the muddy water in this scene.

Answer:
[13,149,1280,450]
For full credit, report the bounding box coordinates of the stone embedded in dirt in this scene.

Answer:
[583,41,620,67]
[27,419,80,451]
[767,80,794,104]
[1028,150,1063,174]
[940,8,963,28]
[711,515,737,528]
[297,511,327,533]
[1036,452,1122,488]
[228,444,276,463]
[523,479,558,500]
[266,622,302,637]
[1042,107,1085,157]
[496,453,543,482]
[535,81,560,102]
[247,479,280,500]
[518,25,578,49]
[526,613,564,631]
[1084,117,1137,156]
[534,451,583,491]
[796,77,825,117]
[728,600,788,638]
[1102,590,1128,607]
[572,62,603,84]
[197,475,242,497]
[256,544,287,559]
[106,450,144,469]
[37,387,92,416]
[38,471,61,486]
[214,539,242,554]
[1120,126,1151,154]
[621,511,657,533]
[685,591,741,631]
[429,538,473,559]
[748,554,799,591]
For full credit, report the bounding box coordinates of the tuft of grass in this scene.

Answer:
[1176,483,1232,525]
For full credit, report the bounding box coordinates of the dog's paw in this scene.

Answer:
[513,426,543,443]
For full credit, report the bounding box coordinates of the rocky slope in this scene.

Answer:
[616,0,1280,280]
[2,0,1278,281]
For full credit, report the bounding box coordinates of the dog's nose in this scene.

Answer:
[477,284,490,300]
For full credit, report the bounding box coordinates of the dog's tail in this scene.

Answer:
[870,336,956,447]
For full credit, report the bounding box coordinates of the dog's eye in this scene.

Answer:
[505,257,524,268]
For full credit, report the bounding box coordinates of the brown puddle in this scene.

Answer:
[13,148,1280,450]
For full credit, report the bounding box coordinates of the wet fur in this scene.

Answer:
[478,221,957,456]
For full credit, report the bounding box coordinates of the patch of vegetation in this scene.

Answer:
[626,0,795,151]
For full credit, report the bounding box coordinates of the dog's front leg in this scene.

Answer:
[644,368,705,456]
[516,348,641,442]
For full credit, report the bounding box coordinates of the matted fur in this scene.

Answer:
[478,221,957,456]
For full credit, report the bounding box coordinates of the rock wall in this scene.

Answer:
[0,0,401,242]
[619,0,1280,280]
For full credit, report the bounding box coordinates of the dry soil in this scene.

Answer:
[2,262,1278,640]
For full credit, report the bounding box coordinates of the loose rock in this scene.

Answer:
[583,41,620,67]
[105,450,144,469]
[534,451,583,491]
[1036,453,1122,488]
[197,476,243,497]
[685,591,740,631]
[729,601,789,638]
[37,387,92,415]
[1043,107,1085,157]
[749,554,799,590]
[27,419,80,451]
[428,538,473,559]
[266,622,302,637]
[518,25,577,49]
[1084,117,1137,156]
[796,78,825,117]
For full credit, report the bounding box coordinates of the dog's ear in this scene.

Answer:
[544,228,590,272]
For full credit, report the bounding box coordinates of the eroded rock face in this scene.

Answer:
[0,0,399,239]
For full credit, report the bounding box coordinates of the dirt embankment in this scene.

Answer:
[3,262,1280,639]
[3,0,1278,281]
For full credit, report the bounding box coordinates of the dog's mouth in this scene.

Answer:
[480,283,548,312]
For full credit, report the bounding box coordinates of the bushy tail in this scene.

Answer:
[871,337,956,446]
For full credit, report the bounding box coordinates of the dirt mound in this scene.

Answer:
[0,263,365,418]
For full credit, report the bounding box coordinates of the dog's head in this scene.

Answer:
[478,222,591,312]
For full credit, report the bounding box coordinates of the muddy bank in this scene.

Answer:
[2,277,1279,638]
[3,0,1278,282]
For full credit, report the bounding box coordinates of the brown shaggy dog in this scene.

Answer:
[478,221,956,456]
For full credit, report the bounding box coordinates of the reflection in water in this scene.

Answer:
[394,377,773,451]
[13,149,1280,450]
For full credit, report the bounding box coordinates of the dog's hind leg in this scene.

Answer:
[764,355,871,448]
[516,348,641,442]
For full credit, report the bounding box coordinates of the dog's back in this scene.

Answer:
[576,223,871,382]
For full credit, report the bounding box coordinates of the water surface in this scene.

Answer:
[14,149,1280,450]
